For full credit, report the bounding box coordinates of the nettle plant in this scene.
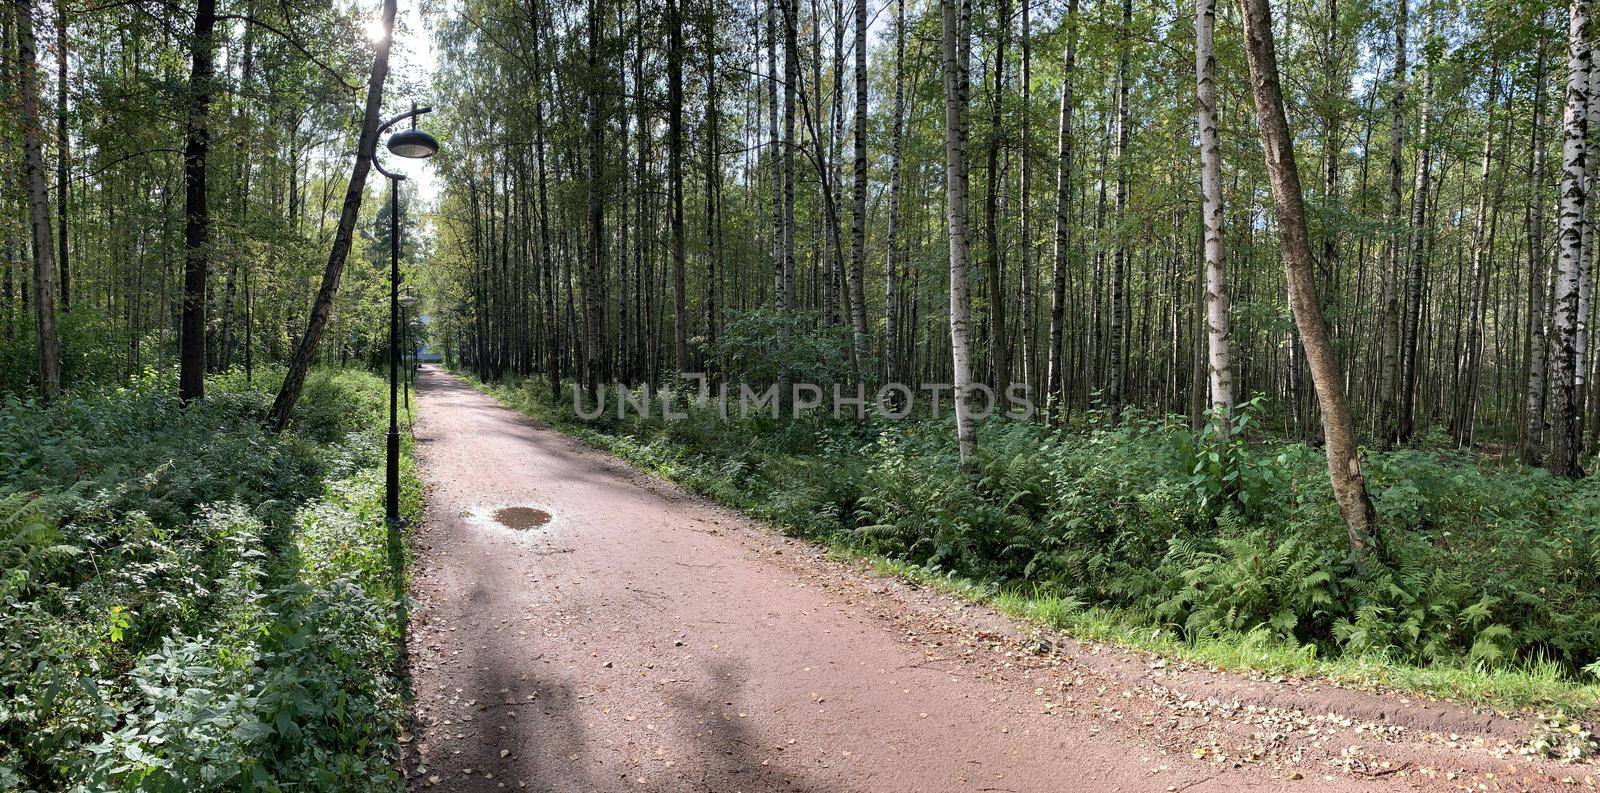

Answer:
[1176,396,1284,519]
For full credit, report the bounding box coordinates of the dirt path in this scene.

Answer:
[404,366,1583,792]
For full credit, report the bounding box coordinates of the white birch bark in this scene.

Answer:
[943,0,977,470]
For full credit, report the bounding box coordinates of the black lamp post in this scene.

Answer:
[371,102,439,531]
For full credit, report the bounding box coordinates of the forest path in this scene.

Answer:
[403,365,1560,792]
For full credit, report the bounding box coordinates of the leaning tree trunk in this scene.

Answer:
[18,0,61,399]
[1239,0,1381,565]
[267,0,396,430]
[943,0,977,471]
[1550,0,1593,479]
[1196,0,1233,433]
[178,0,217,403]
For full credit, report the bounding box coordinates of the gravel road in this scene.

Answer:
[404,365,1581,792]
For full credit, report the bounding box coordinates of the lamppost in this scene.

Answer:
[371,102,440,531]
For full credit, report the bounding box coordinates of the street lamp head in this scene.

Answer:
[387,128,440,160]
[399,293,419,308]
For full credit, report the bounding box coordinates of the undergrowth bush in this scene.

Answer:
[476,373,1600,702]
[0,368,417,792]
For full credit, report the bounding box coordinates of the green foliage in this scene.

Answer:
[474,371,1600,710]
[0,369,414,792]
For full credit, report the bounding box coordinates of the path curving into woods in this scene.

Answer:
[403,365,1570,792]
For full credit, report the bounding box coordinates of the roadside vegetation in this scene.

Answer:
[0,368,419,792]
[470,372,1600,717]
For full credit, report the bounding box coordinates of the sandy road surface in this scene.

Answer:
[404,365,1581,792]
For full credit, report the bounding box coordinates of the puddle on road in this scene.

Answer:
[494,506,552,530]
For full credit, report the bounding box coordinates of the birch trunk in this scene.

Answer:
[1549,0,1590,478]
[943,0,977,471]
[1239,0,1380,564]
[18,0,61,398]
[1196,0,1232,432]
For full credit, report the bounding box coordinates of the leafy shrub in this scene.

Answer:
[0,369,414,792]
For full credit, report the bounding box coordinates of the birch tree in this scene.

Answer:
[17,0,60,398]
[943,0,976,470]
[1549,0,1592,479]
[1196,0,1232,431]
[1238,0,1380,563]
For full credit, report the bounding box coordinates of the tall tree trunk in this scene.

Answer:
[1453,67,1503,447]
[1018,0,1034,399]
[847,0,868,385]
[1550,0,1593,478]
[668,0,688,375]
[1197,0,1232,430]
[18,0,60,398]
[54,0,67,312]
[178,0,217,402]
[267,0,396,429]
[984,0,1010,403]
[1047,0,1079,417]
[769,0,790,381]
[883,0,906,384]
[782,0,799,358]
[1525,29,1551,465]
[705,3,720,374]
[1396,10,1435,443]
[1377,0,1407,444]
[1106,0,1131,419]
[530,0,559,397]
[2,3,15,340]
[585,0,606,394]
[1239,0,1380,564]
[943,0,976,471]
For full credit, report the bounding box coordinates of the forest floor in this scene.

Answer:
[402,365,1592,792]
